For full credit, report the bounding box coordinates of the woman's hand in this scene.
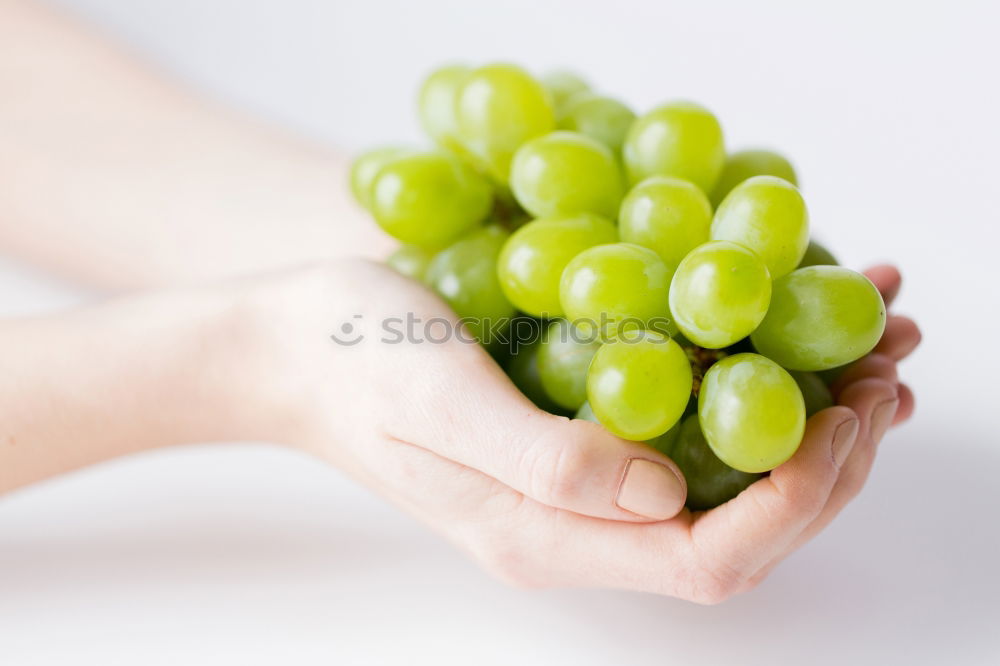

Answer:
[232,258,919,604]
[0,0,921,602]
[0,256,916,602]
[238,259,691,523]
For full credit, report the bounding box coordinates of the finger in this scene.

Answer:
[739,378,899,590]
[366,429,704,597]
[368,299,686,523]
[372,413,825,604]
[815,379,900,524]
[686,406,860,592]
[831,353,898,398]
[863,264,901,308]
[874,315,922,361]
[895,382,914,424]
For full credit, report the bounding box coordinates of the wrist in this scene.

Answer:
[200,259,395,464]
[146,281,316,449]
[0,287,266,492]
[191,261,364,456]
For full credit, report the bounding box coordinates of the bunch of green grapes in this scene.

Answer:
[350,63,887,510]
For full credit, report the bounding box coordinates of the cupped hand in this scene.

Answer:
[242,258,690,523]
[237,259,919,604]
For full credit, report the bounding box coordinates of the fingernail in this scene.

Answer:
[831,417,860,468]
[870,398,899,443]
[616,459,685,520]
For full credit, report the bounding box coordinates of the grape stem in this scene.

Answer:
[684,345,728,398]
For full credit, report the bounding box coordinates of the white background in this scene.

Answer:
[2,0,999,663]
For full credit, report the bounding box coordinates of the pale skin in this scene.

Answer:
[0,0,921,603]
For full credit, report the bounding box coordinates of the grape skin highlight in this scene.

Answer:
[698,353,806,473]
[456,64,555,183]
[710,175,809,279]
[669,414,762,510]
[669,240,772,349]
[618,176,713,273]
[386,244,436,282]
[558,92,636,155]
[623,101,726,192]
[751,266,887,371]
[497,213,617,317]
[424,225,517,343]
[371,151,492,248]
[418,65,472,156]
[541,70,589,111]
[587,331,693,441]
[537,319,602,410]
[709,148,798,208]
[510,131,624,219]
[350,146,411,209]
[559,242,675,338]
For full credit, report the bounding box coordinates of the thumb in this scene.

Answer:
[374,331,688,522]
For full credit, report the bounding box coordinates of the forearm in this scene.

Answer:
[0,0,392,289]
[0,284,282,493]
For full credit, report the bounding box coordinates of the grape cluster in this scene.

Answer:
[351,63,886,510]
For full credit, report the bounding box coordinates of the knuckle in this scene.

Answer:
[838,447,877,499]
[832,355,897,395]
[523,418,603,510]
[780,482,829,518]
[527,417,604,508]
[739,568,771,594]
[751,479,826,527]
[688,563,745,605]
[468,531,546,589]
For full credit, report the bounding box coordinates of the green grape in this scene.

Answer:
[559,243,675,338]
[424,225,517,342]
[797,239,839,268]
[575,400,598,423]
[751,266,886,371]
[497,213,617,317]
[709,149,798,208]
[672,331,694,349]
[618,176,713,272]
[541,70,589,110]
[371,151,492,247]
[506,339,565,414]
[698,353,805,473]
[418,64,471,155]
[790,370,834,417]
[816,364,849,386]
[537,319,601,410]
[575,400,681,455]
[558,93,636,154]
[349,146,410,209]
[386,244,436,281]
[510,131,624,219]
[456,63,555,183]
[671,414,762,510]
[710,175,809,279]
[668,240,772,349]
[622,101,725,192]
[587,331,692,441]
[646,420,683,456]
